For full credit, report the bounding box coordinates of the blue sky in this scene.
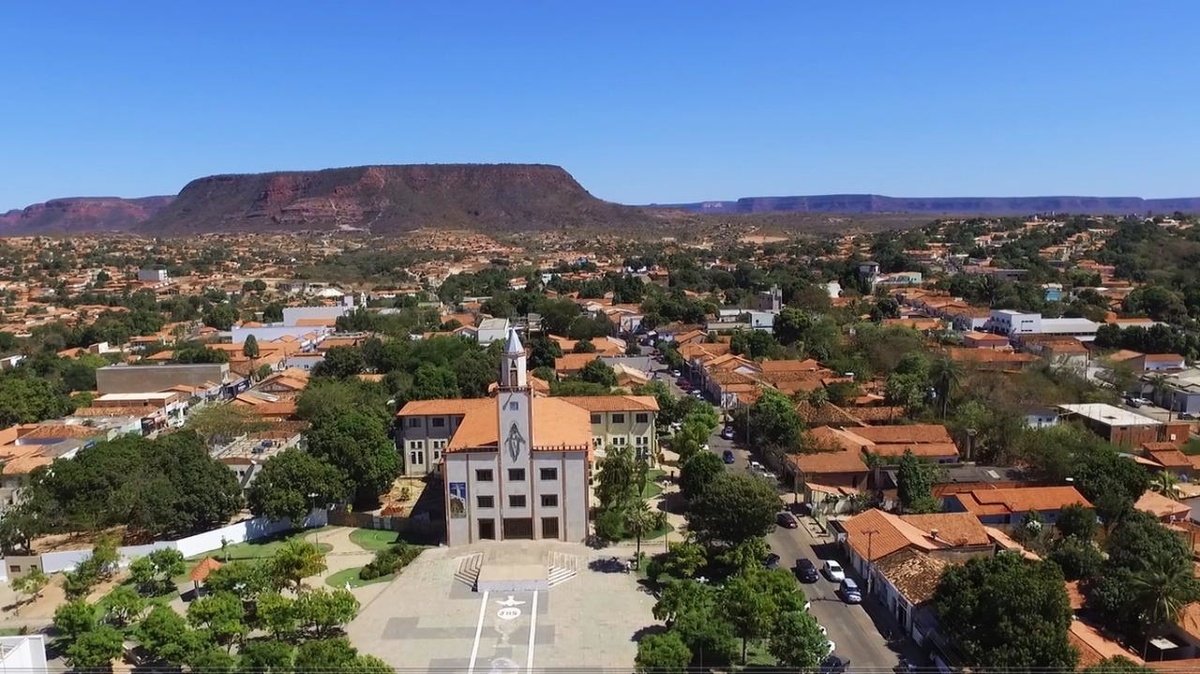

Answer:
[2,1,1198,209]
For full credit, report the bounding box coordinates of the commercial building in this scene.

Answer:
[984,310,1099,341]
[96,363,235,396]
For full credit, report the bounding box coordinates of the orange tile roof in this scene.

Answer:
[190,557,223,583]
[551,395,659,413]
[868,443,960,459]
[853,424,954,445]
[1065,580,1085,611]
[759,359,821,373]
[789,450,868,475]
[1069,619,1143,669]
[953,486,1092,516]
[1135,490,1190,520]
[900,513,991,547]
[445,398,592,453]
[873,547,948,606]
[396,398,492,417]
[554,353,601,372]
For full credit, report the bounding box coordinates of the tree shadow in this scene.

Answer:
[630,624,668,643]
[587,557,630,574]
[659,491,687,514]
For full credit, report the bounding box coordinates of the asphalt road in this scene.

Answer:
[651,353,906,672]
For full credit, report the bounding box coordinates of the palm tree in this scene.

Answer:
[1130,553,1199,656]
[1151,471,1180,498]
[929,356,964,419]
[624,502,656,568]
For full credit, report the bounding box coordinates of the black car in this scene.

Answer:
[763,553,781,570]
[776,511,799,529]
[819,655,850,674]
[794,558,819,583]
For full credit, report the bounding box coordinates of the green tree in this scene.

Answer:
[1082,656,1158,674]
[312,346,367,379]
[254,591,298,639]
[206,560,272,605]
[768,610,830,672]
[65,624,124,671]
[270,540,328,592]
[659,541,707,580]
[294,587,360,638]
[204,304,240,330]
[53,599,97,644]
[187,591,248,648]
[248,448,346,522]
[243,334,260,361]
[185,404,270,447]
[732,388,803,452]
[679,451,725,501]
[935,552,1077,672]
[594,444,644,509]
[572,339,597,354]
[135,605,205,665]
[578,358,617,387]
[1047,536,1104,581]
[1055,503,1098,541]
[929,355,964,419]
[11,567,48,612]
[1128,552,1200,652]
[0,374,76,426]
[635,631,692,673]
[188,647,238,674]
[687,473,780,546]
[897,449,939,513]
[238,639,295,674]
[305,411,400,507]
[99,585,146,627]
[294,638,359,674]
[129,548,187,596]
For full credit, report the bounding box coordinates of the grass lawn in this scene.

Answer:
[0,628,23,636]
[348,528,402,553]
[325,567,394,589]
[743,641,777,667]
[641,469,666,499]
[186,528,333,568]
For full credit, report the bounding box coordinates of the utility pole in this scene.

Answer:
[864,529,878,594]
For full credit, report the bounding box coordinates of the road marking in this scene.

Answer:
[467,590,490,674]
[526,591,539,674]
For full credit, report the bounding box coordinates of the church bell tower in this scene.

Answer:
[497,329,533,469]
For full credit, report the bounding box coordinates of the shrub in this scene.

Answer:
[358,542,422,580]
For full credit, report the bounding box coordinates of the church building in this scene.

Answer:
[417,329,640,545]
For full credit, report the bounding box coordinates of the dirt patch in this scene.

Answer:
[379,477,431,516]
[740,235,790,244]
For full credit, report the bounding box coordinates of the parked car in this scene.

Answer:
[839,578,862,604]
[722,449,735,464]
[794,558,820,583]
[1182,412,1197,420]
[762,471,778,482]
[776,511,799,529]
[763,553,781,570]
[822,560,845,582]
[749,460,764,472]
[819,655,850,674]
[670,370,681,378]
[720,426,735,440]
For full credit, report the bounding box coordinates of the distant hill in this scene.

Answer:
[137,164,657,234]
[653,194,1200,216]
[0,196,174,234]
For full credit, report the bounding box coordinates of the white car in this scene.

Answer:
[749,460,764,472]
[822,560,846,582]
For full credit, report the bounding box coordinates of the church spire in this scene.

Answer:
[499,328,528,389]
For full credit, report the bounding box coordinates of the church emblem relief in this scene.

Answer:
[505,422,526,462]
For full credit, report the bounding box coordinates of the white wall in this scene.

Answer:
[0,635,48,674]
[32,510,328,575]
[282,306,351,327]
[230,325,329,345]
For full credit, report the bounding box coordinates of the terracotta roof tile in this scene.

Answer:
[555,395,659,413]
[1135,490,1190,520]
[788,450,869,475]
[953,486,1092,516]
[1070,619,1143,669]
[853,424,954,445]
[873,547,948,606]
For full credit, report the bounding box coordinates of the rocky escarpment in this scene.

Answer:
[138,164,657,234]
[655,194,1200,216]
[0,196,174,234]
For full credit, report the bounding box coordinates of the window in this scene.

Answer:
[432,449,442,461]
[408,440,425,451]
[409,451,423,465]
[432,439,447,450]
[635,413,649,424]
[509,495,527,508]
[635,435,649,447]
[539,467,558,481]
[407,418,421,428]
[476,469,494,482]
[508,468,526,481]
[540,494,558,507]
[612,413,625,424]
[593,437,603,447]
[507,401,520,411]
[432,417,446,428]
[612,436,627,446]
[590,414,602,424]
[477,495,495,508]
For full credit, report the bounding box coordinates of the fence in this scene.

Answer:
[2,509,328,579]
[327,509,442,543]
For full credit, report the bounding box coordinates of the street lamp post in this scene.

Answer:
[308,492,320,544]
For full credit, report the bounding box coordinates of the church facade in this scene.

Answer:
[434,330,603,545]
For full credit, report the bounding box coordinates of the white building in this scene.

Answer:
[984,310,1099,341]
[440,330,591,545]
[475,317,511,346]
[0,635,48,674]
[137,268,169,283]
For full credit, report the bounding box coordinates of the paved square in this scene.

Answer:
[347,543,656,674]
